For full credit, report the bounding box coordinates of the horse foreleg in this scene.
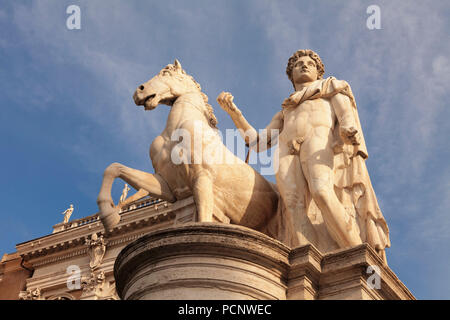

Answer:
[97,162,176,230]
[192,168,213,222]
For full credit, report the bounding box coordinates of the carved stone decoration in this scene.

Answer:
[119,184,130,203]
[104,284,120,301]
[80,270,118,300]
[52,296,71,300]
[47,293,75,300]
[85,233,107,270]
[81,271,99,294]
[61,204,74,224]
[18,287,43,300]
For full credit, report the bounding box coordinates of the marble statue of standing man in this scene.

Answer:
[119,184,130,203]
[61,204,74,224]
[217,49,390,263]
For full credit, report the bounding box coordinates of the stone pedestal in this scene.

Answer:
[114,223,414,300]
[114,223,289,300]
[288,243,415,300]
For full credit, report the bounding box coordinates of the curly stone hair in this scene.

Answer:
[286,49,325,87]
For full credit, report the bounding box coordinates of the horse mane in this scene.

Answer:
[162,65,218,128]
[199,92,218,129]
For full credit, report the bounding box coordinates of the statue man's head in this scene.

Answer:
[286,49,325,88]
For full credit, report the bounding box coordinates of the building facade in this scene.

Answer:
[1,195,414,300]
[0,196,201,300]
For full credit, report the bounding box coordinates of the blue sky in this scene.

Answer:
[1,0,449,299]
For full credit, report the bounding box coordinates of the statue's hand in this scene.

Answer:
[217,92,241,117]
[340,126,360,145]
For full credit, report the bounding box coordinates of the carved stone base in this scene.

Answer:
[114,223,414,300]
[288,243,415,300]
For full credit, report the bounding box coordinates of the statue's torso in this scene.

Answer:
[279,97,336,147]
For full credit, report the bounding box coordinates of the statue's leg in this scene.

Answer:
[97,162,176,230]
[191,165,213,222]
[276,146,318,247]
[300,129,362,248]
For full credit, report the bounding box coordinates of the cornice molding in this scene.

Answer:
[18,197,195,266]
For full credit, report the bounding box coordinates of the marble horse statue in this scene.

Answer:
[97,60,282,237]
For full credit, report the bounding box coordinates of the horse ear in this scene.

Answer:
[174,59,182,71]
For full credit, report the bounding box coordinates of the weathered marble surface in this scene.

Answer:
[114,223,414,300]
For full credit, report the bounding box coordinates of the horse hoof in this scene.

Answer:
[98,201,121,230]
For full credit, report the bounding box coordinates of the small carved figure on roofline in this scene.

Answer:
[61,204,74,224]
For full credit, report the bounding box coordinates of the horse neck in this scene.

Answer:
[173,91,206,112]
[162,91,209,134]
[169,91,211,124]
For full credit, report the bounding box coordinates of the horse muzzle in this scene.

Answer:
[133,90,158,109]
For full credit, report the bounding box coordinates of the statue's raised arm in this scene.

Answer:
[217,91,283,152]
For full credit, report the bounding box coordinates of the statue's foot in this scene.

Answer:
[98,200,121,231]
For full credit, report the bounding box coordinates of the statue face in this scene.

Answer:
[291,56,318,85]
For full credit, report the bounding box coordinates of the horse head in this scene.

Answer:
[133,60,217,127]
[133,59,201,110]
